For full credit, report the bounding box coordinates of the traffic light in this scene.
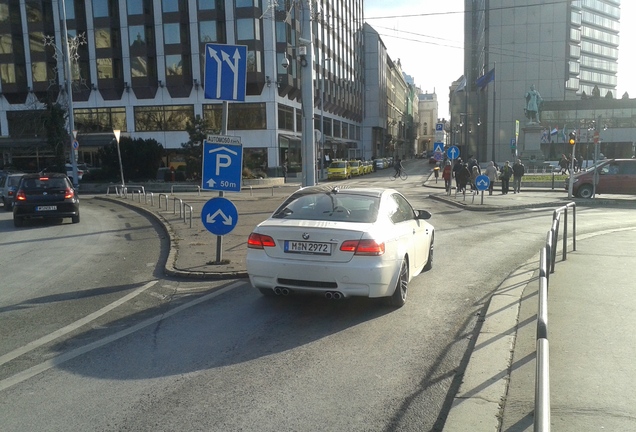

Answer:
[568,131,576,146]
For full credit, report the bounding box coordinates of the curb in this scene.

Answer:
[95,196,248,280]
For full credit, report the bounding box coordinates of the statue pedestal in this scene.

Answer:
[520,124,545,168]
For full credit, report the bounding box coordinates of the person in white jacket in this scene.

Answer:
[485,161,499,195]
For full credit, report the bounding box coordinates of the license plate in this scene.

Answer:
[36,205,57,211]
[284,240,332,255]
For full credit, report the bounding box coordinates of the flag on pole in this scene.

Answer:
[454,76,466,93]
[475,67,495,90]
[550,126,558,136]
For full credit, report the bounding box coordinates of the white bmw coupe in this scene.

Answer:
[246,186,434,307]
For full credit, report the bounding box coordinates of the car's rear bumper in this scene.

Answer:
[246,252,400,298]
[13,203,79,219]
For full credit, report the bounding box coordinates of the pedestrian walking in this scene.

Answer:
[500,161,513,194]
[485,161,498,195]
[433,164,440,183]
[470,166,480,192]
[452,158,463,190]
[559,154,569,175]
[442,161,452,192]
[512,159,525,193]
[456,163,471,194]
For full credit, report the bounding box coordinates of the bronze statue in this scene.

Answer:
[525,84,543,123]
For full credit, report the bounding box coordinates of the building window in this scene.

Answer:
[29,31,45,52]
[0,34,13,54]
[162,0,180,13]
[31,62,50,82]
[92,0,109,17]
[134,105,195,131]
[131,56,149,77]
[129,26,146,47]
[166,54,185,76]
[278,104,294,130]
[75,107,127,133]
[236,18,257,40]
[203,103,266,130]
[235,0,257,7]
[199,21,217,43]
[97,58,113,79]
[198,0,216,10]
[95,28,112,49]
[228,103,266,130]
[333,120,341,138]
[163,23,181,44]
[296,109,302,132]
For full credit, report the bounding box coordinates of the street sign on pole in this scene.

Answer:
[201,197,238,236]
[446,145,460,160]
[433,142,444,153]
[510,138,517,150]
[202,137,243,192]
[203,43,247,101]
[475,174,490,191]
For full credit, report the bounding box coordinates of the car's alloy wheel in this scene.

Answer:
[389,259,408,307]
[578,184,593,198]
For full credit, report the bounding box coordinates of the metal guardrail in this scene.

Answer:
[173,197,183,217]
[183,203,193,228]
[170,184,201,195]
[158,193,169,211]
[534,201,576,432]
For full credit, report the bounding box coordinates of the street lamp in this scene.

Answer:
[113,130,125,189]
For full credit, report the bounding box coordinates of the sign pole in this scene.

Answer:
[212,101,230,263]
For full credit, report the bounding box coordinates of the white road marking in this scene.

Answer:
[0,280,159,368]
[0,282,242,392]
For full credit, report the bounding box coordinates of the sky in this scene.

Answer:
[364,1,636,119]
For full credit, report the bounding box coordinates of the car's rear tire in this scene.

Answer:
[577,184,593,198]
[72,214,80,224]
[424,237,434,271]
[388,259,408,307]
[13,217,24,227]
[3,199,11,211]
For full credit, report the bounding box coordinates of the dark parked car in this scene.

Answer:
[567,159,636,198]
[13,173,80,227]
[0,173,24,210]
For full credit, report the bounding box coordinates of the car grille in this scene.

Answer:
[277,278,338,289]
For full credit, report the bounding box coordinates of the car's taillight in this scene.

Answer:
[16,190,26,201]
[64,188,75,199]
[247,233,276,249]
[340,239,385,256]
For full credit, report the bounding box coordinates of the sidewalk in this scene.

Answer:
[97,174,636,431]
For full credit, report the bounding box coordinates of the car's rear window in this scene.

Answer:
[272,192,379,223]
[22,177,68,189]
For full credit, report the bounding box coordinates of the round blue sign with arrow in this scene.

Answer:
[475,174,490,191]
[446,145,460,160]
[201,197,238,235]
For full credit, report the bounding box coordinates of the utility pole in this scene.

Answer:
[300,0,315,187]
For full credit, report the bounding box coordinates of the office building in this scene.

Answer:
[0,0,365,176]
[457,0,621,162]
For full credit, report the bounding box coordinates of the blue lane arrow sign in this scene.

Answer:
[204,43,247,101]
[475,174,490,191]
[447,145,460,160]
[201,197,238,236]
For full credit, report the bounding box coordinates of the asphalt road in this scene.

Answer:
[1,171,635,431]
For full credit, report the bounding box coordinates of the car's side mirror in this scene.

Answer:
[416,210,432,220]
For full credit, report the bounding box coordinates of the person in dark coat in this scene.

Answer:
[512,159,525,193]
[500,161,513,194]
[452,158,463,190]
[456,163,471,193]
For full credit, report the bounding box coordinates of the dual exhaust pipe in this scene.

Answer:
[272,288,343,300]
[273,287,291,296]
[324,291,343,300]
